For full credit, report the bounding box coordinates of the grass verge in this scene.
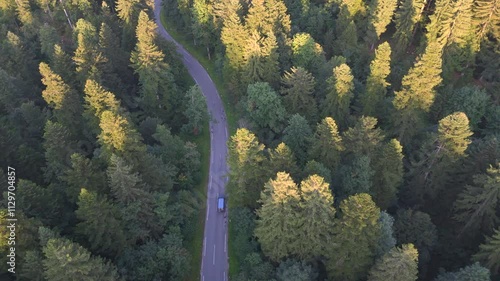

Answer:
[160,10,241,280]
[181,121,209,281]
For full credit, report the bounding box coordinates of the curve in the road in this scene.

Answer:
[154,2,230,281]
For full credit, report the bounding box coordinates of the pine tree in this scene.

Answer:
[42,120,76,183]
[255,172,301,261]
[337,155,375,199]
[280,66,317,121]
[454,163,500,234]
[61,153,107,203]
[39,62,82,132]
[182,85,209,135]
[406,112,472,201]
[130,11,176,115]
[107,154,148,204]
[371,139,404,209]
[361,42,392,118]
[392,42,443,144]
[98,110,145,157]
[393,209,437,271]
[242,31,280,87]
[50,45,76,86]
[268,142,300,180]
[343,116,385,158]
[376,211,397,257]
[473,0,500,40]
[290,33,326,74]
[283,114,312,166]
[326,193,381,281]
[473,227,500,274]
[323,63,354,129]
[191,0,214,58]
[83,79,121,134]
[227,128,266,208]
[75,188,126,256]
[42,236,120,280]
[295,175,336,260]
[309,117,344,172]
[368,244,419,281]
[393,0,427,53]
[434,262,491,281]
[116,0,141,49]
[74,19,104,82]
[366,0,398,43]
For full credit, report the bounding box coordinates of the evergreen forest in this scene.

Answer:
[0,0,499,279]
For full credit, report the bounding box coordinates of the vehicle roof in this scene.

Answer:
[218,197,224,209]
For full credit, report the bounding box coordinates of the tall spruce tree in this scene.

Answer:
[323,63,355,129]
[326,193,381,281]
[280,66,317,121]
[361,42,392,118]
[392,0,427,53]
[368,244,419,281]
[283,114,312,166]
[255,172,301,261]
[473,228,500,274]
[309,117,344,172]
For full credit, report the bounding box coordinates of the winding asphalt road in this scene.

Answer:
[154,2,230,281]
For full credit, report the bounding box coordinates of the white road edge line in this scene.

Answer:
[206,201,209,221]
[224,234,227,253]
[213,245,216,265]
[225,127,228,139]
[203,237,206,256]
[223,271,226,281]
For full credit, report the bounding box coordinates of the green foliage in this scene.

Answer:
[283,114,312,166]
[361,42,392,118]
[303,160,332,184]
[371,139,404,209]
[376,211,397,257]
[267,142,301,180]
[454,163,500,234]
[323,63,355,129]
[393,209,437,270]
[309,117,344,172]
[392,0,426,53]
[443,86,490,130]
[326,193,381,281]
[255,172,301,261]
[368,244,419,281]
[244,82,287,133]
[474,227,500,274]
[276,259,318,281]
[75,188,126,257]
[291,33,326,74]
[228,128,266,208]
[343,116,384,158]
[337,155,374,199]
[280,66,317,121]
[434,262,491,281]
[182,85,209,135]
[42,236,120,281]
[367,0,398,43]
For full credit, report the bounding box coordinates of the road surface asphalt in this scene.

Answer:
[154,2,230,281]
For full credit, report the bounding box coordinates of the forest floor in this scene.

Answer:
[160,11,241,280]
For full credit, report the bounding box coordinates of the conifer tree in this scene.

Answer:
[393,0,427,53]
[371,139,404,209]
[116,0,140,49]
[323,63,354,129]
[361,42,392,118]
[337,155,375,199]
[434,262,491,281]
[130,11,176,115]
[280,66,317,121]
[107,154,148,204]
[376,211,397,257]
[368,244,419,281]
[50,45,76,86]
[42,120,76,183]
[454,163,500,234]
[268,142,300,180]
[392,42,443,144]
[227,128,266,208]
[408,112,472,200]
[283,114,312,166]
[473,228,500,274]
[290,33,326,75]
[242,31,280,87]
[182,85,209,135]
[39,62,82,132]
[191,0,214,58]
[343,116,384,158]
[75,188,126,256]
[326,193,381,281]
[83,79,121,134]
[295,175,336,260]
[42,236,120,280]
[74,19,104,82]
[255,172,301,261]
[366,0,398,43]
[473,0,500,40]
[98,110,145,157]
[309,117,344,172]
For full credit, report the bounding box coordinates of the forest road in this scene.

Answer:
[154,1,230,281]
